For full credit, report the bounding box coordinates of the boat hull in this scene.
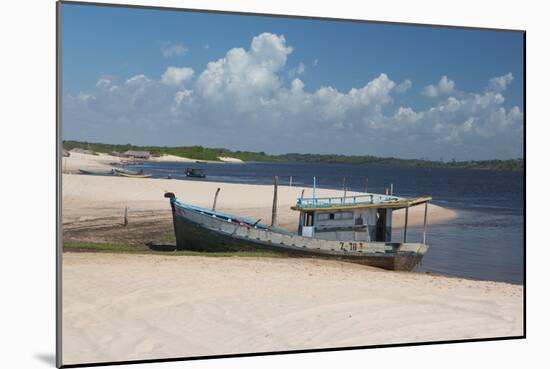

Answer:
[78,169,110,175]
[168,197,428,271]
[117,172,152,178]
[185,173,206,178]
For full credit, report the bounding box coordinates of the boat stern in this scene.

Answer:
[394,242,429,271]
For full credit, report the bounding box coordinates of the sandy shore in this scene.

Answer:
[62,151,243,174]
[62,152,119,173]
[62,173,456,233]
[62,253,523,365]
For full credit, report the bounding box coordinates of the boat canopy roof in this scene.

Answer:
[291,193,431,212]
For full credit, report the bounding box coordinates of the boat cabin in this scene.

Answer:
[291,194,431,243]
[185,168,206,178]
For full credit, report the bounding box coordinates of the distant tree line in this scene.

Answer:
[62,140,524,171]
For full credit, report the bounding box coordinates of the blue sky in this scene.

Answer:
[62,3,524,160]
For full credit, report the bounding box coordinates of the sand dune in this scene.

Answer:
[218,156,244,163]
[62,253,523,365]
[147,154,196,163]
[62,151,244,174]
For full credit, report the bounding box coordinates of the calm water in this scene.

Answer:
[127,161,525,284]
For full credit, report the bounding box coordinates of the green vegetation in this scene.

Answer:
[63,140,524,171]
[63,241,284,258]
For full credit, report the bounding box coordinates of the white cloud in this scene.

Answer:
[487,73,514,92]
[288,62,306,78]
[297,62,306,75]
[423,75,455,98]
[96,78,112,88]
[161,66,194,87]
[291,78,304,92]
[313,59,319,67]
[195,32,292,112]
[395,79,412,94]
[64,33,523,160]
[161,42,189,57]
[125,74,150,85]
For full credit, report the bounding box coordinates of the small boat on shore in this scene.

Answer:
[78,169,111,175]
[164,188,432,271]
[185,168,206,178]
[117,172,152,178]
[113,167,144,176]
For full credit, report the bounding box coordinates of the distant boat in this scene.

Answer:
[116,172,152,179]
[113,168,144,176]
[185,168,206,178]
[78,169,111,175]
[164,189,432,271]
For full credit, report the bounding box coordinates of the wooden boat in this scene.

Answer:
[185,168,206,178]
[116,172,152,178]
[164,189,432,271]
[113,167,144,176]
[78,168,111,175]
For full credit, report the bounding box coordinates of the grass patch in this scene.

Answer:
[63,242,284,258]
[160,231,177,244]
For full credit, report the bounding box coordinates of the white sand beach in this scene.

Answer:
[62,152,119,173]
[62,253,523,365]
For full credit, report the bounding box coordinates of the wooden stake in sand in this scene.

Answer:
[271,176,278,227]
[212,188,221,211]
[123,206,128,226]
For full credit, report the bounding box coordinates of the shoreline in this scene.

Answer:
[62,173,457,229]
[61,247,524,286]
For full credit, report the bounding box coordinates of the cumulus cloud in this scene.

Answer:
[195,32,293,112]
[395,79,412,94]
[161,66,194,87]
[161,42,189,57]
[288,62,307,78]
[423,75,456,98]
[487,73,514,92]
[63,33,523,160]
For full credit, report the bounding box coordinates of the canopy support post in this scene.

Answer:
[271,176,278,227]
[403,205,409,243]
[422,202,429,244]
